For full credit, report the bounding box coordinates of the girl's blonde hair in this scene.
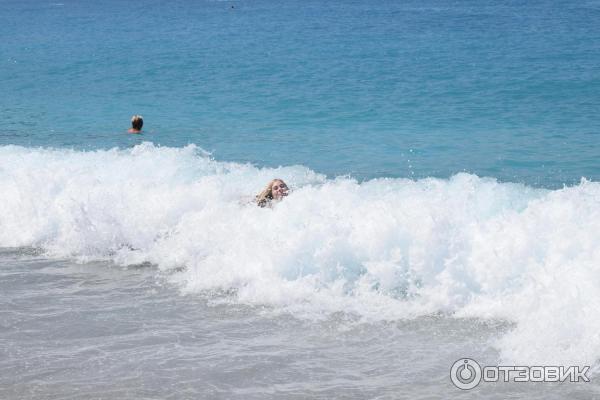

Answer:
[255,179,285,207]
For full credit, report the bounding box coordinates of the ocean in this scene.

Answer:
[1,0,600,398]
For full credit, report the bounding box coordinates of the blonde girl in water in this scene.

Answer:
[255,179,289,207]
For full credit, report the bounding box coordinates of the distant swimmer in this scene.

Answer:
[256,179,289,208]
[128,115,143,134]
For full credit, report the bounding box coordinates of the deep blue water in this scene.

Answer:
[1,0,599,187]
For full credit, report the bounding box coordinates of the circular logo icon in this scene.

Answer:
[450,358,482,390]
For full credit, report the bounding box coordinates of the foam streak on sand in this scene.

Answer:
[1,143,600,367]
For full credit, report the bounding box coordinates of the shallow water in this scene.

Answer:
[3,251,598,399]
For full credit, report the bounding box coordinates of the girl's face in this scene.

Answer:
[271,180,289,200]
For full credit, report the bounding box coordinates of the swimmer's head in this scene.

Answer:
[256,179,289,207]
[270,179,289,200]
[131,115,143,131]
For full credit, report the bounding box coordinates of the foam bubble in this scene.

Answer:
[1,143,599,366]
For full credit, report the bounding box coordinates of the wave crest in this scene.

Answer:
[1,143,599,366]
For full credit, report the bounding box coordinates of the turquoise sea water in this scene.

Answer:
[2,0,599,186]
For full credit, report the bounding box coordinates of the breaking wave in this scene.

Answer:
[1,143,599,367]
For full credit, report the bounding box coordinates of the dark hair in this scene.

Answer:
[131,115,144,130]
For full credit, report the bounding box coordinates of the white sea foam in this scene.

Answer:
[1,143,599,367]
